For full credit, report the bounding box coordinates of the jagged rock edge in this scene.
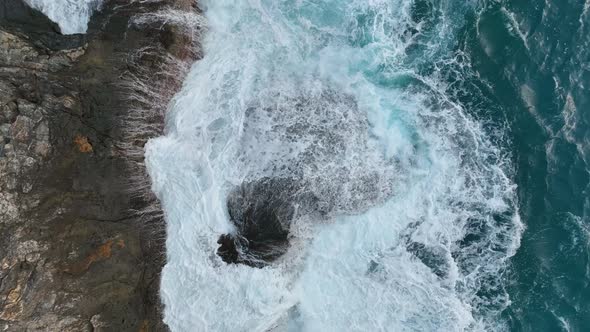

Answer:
[117,8,205,264]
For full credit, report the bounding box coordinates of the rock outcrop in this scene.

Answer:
[218,178,307,267]
[0,0,202,330]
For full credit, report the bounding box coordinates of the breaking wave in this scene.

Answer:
[145,0,523,331]
[24,0,102,34]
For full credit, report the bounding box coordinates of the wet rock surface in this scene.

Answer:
[0,0,201,330]
[218,178,298,267]
[218,178,322,267]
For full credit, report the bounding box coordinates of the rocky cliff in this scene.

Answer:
[0,0,202,330]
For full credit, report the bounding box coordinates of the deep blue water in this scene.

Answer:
[464,1,590,330]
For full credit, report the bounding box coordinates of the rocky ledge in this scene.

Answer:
[0,0,202,330]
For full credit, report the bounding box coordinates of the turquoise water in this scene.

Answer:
[143,0,589,330]
[464,1,590,330]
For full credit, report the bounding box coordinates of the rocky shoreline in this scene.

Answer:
[0,0,202,330]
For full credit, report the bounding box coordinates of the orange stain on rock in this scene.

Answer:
[138,320,149,332]
[74,134,93,153]
[64,239,116,275]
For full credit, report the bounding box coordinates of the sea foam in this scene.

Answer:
[145,0,523,330]
[24,0,102,34]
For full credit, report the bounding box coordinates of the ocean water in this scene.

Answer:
[24,0,102,34]
[145,0,525,330]
[34,0,590,330]
[467,1,590,330]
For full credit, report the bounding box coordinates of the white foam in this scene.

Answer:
[24,0,103,34]
[146,0,523,330]
[501,7,530,51]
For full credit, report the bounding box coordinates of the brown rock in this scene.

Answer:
[0,282,24,321]
[63,238,128,275]
[74,134,93,153]
[0,0,203,330]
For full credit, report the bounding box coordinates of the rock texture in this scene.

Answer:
[219,178,322,267]
[0,0,202,330]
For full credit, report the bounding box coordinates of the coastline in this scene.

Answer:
[0,0,201,330]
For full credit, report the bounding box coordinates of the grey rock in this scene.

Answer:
[10,115,33,143]
[2,101,18,122]
[2,142,13,157]
[15,99,36,117]
[0,123,10,136]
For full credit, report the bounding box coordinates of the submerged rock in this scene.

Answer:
[218,177,320,267]
[406,242,450,279]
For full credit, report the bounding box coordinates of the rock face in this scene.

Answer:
[218,178,300,267]
[0,0,201,330]
[218,178,323,267]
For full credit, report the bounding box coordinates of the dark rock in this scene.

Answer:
[217,234,240,264]
[0,0,86,50]
[0,0,202,331]
[406,242,450,279]
[218,177,320,267]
